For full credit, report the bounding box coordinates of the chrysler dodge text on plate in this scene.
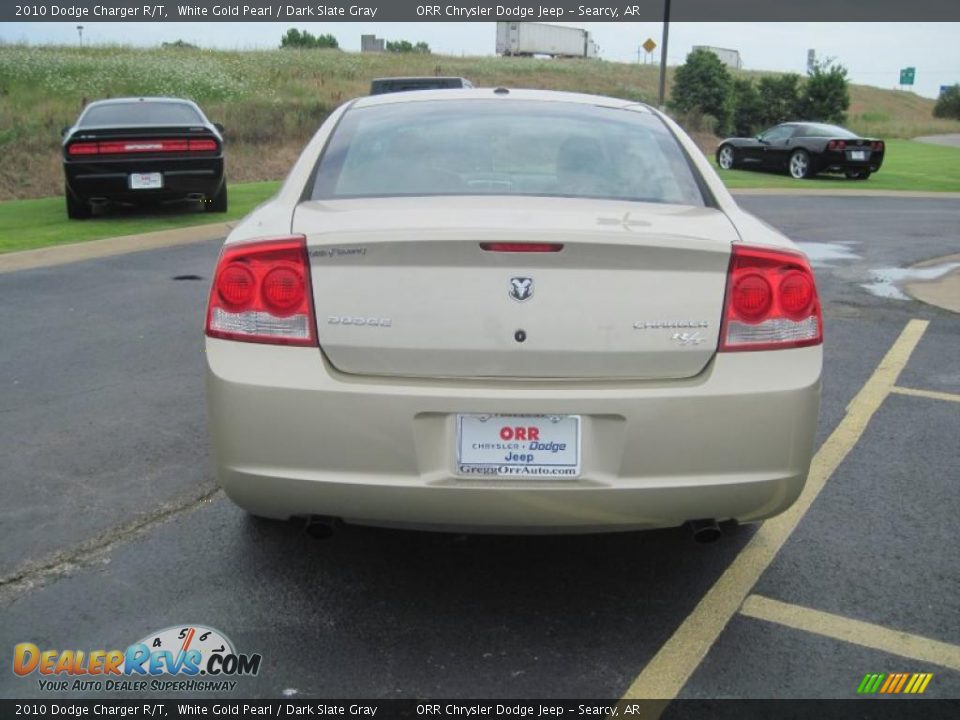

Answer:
[204,88,823,535]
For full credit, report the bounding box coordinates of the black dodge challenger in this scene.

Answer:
[716,122,885,180]
[62,97,226,219]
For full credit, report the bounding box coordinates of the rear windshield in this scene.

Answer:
[799,123,859,139]
[311,100,706,206]
[370,78,470,94]
[79,102,204,127]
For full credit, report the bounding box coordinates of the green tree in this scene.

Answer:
[670,49,734,134]
[386,39,431,54]
[757,74,802,126]
[280,29,339,49]
[799,60,850,124]
[933,84,960,120]
[731,78,763,137]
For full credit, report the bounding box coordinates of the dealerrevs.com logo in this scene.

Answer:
[13,625,262,693]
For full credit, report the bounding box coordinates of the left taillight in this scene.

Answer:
[719,245,823,352]
[205,237,317,347]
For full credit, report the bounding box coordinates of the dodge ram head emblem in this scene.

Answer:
[509,277,534,302]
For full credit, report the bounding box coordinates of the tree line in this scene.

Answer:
[671,49,851,136]
[279,30,431,54]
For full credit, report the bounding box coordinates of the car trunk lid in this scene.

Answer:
[293,196,737,380]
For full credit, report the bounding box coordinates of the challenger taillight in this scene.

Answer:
[719,245,823,352]
[205,237,317,346]
[67,138,218,156]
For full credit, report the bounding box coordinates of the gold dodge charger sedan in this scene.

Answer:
[205,89,822,539]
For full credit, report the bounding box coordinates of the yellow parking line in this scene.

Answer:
[741,594,960,671]
[622,319,930,700]
[891,386,960,404]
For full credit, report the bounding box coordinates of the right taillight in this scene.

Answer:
[719,245,823,352]
[205,237,317,346]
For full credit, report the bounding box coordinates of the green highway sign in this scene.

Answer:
[899,67,916,85]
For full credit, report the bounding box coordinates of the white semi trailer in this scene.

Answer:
[496,22,598,59]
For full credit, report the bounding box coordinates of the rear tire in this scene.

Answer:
[716,144,737,170]
[65,187,91,220]
[205,183,228,213]
[845,170,871,180]
[788,150,812,179]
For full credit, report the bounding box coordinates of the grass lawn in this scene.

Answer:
[0,180,279,254]
[713,140,960,192]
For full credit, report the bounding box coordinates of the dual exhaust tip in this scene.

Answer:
[303,515,726,543]
[686,518,723,544]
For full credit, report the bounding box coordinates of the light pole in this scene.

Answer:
[657,0,671,109]
[76,25,84,47]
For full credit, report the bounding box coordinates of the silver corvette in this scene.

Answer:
[205,89,822,536]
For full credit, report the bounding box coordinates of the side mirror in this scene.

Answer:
[214,122,225,135]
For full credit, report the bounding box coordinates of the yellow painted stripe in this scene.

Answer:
[740,595,960,673]
[894,673,909,693]
[622,320,930,700]
[879,674,896,693]
[891,386,960,404]
[904,674,919,693]
[918,673,934,694]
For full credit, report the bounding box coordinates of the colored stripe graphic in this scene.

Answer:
[859,672,933,694]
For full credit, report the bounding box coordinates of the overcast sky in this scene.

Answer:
[3,22,957,98]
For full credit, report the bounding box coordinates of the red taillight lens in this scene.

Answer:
[828,140,847,151]
[67,142,98,156]
[480,243,564,253]
[731,273,772,319]
[216,264,256,309]
[871,141,884,152]
[779,271,815,318]
[719,245,823,352]
[67,138,218,156]
[188,138,218,152]
[262,266,305,315]
[205,237,317,346]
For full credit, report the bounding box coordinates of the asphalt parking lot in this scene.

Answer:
[1,195,958,703]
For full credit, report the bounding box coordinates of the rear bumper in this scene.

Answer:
[816,152,884,175]
[205,340,821,532]
[64,156,224,203]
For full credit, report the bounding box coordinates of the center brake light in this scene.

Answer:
[480,243,563,253]
[205,237,317,346]
[719,245,823,352]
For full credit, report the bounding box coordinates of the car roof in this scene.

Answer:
[352,87,652,112]
[371,76,469,82]
[83,97,197,108]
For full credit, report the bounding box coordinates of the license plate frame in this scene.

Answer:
[129,172,163,190]
[849,150,867,161]
[455,414,581,479]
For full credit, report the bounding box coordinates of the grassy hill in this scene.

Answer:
[1,43,958,201]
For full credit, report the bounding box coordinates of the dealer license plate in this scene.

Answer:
[129,172,163,190]
[849,150,867,161]
[456,414,581,479]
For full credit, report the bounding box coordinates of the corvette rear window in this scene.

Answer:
[311,100,705,206]
[79,102,204,127]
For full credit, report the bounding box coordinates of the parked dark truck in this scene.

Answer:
[62,97,227,219]
[369,77,474,95]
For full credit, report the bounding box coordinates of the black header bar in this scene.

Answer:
[3,0,959,23]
